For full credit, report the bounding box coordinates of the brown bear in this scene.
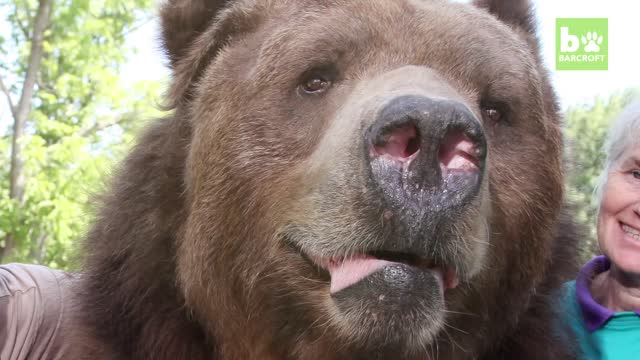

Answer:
[66,0,580,358]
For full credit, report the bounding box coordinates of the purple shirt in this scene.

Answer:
[576,255,640,332]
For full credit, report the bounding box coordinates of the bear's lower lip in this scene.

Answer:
[326,254,458,294]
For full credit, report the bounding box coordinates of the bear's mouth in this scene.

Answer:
[309,250,459,294]
[326,251,459,294]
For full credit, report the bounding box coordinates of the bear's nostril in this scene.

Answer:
[372,123,420,160]
[438,130,480,172]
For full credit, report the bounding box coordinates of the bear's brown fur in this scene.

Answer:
[67,0,580,358]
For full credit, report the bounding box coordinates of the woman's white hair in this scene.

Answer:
[594,101,640,205]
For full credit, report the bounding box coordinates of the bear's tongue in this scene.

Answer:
[327,255,391,293]
[327,255,448,294]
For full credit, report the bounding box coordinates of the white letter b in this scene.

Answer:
[560,27,579,52]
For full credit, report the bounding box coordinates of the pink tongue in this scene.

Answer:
[328,255,393,293]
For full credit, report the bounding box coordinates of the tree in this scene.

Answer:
[0,0,164,268]
[564,89,640,262]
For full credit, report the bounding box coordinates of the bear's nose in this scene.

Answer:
[366,95,486,210]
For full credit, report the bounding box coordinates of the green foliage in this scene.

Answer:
[564,88,640,262]
[0,0,166,269]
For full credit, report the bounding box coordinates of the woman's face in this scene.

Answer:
[598,141,640,274]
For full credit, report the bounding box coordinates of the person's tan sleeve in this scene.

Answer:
[0,263,70,360]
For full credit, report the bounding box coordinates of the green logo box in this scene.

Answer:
[556,18,608,71]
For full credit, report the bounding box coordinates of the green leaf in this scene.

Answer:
[0,0,166,269]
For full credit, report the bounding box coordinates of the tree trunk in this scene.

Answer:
[29,233,49,263]
[2,0,53,261]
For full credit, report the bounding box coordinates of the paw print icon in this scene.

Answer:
[581,32,603,52]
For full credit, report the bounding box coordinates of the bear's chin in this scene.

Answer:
[329,264,446,350]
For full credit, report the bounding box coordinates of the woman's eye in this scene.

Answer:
[301,75,331,94]
[632,169,640,179]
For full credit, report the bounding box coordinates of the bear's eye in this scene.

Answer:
[301,75,331,94]
[298,66,337,96]
[483,108,502,123]
[480,102,508,125]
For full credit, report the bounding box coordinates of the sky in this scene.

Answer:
[1,0,639,130]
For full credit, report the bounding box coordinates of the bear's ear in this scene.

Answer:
[161,0,231,67]
[474,0,536,35]
[473,0,543,55]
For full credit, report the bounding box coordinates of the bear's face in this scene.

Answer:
[172,0,563,355]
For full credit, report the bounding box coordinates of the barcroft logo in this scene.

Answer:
[556,18,608,70]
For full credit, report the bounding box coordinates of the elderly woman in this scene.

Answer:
[562,101,640,359]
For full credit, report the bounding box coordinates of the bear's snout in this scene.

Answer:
[366,95,487,219]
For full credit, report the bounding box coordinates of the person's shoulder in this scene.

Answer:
[561,279,577,296]
[552,279,576,303]
[557,279,578,312]
[0,263,68,298]
[1,263,74,359]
